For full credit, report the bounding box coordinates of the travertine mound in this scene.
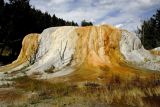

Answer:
[0,33,39,73]
[0,25,160,79]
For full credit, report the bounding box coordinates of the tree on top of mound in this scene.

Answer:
[81,20,93,26]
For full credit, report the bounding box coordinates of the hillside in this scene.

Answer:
[0,0,78,65]
[0,25,160,107]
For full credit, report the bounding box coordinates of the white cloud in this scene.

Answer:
[116,24,123,28]
[30,0,160,31]
[49,0,73,5]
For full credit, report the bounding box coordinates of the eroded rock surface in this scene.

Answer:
[0,25,160,80]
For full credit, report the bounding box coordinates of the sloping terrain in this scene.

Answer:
[1,25,160,76]
[0,25,160,107]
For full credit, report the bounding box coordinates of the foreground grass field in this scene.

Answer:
[0,73,160,107]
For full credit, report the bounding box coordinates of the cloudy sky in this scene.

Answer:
[30,0,160,31]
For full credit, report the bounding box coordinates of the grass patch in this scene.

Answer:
[13,76,77,97]
[2,74,160,107]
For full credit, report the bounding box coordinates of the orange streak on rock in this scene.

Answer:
[16,33,39,62]
[56,25,153,83]
[150,50,160,56]
[0,33,39,72]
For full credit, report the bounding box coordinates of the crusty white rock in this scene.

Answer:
[120,30,160,70]
[1,25,160,80]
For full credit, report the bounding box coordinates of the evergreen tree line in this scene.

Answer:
[0,0,78,64]
[81,20,93,26]
[138,9,160,49]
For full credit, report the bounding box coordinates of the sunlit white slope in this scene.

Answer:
[1,25,160,80]
[120,30,160,70]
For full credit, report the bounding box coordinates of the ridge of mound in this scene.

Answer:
[0,25,160,80]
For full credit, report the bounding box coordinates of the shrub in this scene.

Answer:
[44,65,55,73]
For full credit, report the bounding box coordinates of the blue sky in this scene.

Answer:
[30,0,160,31]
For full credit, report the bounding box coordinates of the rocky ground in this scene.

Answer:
[0,25,160,107]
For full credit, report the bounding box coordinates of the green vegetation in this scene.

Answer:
[0,0,78,64]
[138,9,160,49]
[81,20,93,26]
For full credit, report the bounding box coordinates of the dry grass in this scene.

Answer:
[0,89,22,102]
[0,88,27,106]
[14,76,77,99]
[0,74,159,107]
[1,61,160,107]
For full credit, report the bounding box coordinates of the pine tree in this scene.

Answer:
[138,9,160,49]
[0,0,78,64]
[81,20,93,26]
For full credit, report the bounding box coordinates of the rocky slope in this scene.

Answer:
[0,25,160,80]
[1,25,160,107]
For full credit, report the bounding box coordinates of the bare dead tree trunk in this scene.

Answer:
[62,40,68,60]
[58,40,68,64]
